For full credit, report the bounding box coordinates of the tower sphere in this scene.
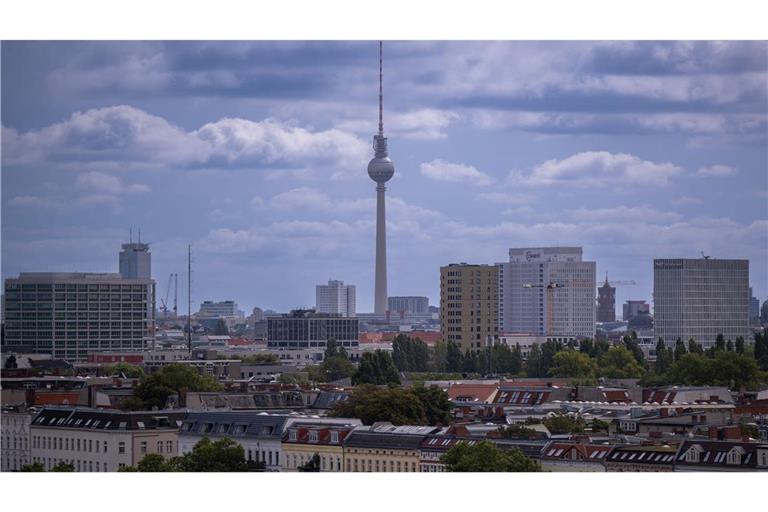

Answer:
[368,152,395,183]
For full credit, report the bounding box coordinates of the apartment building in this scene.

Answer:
[316,280,356,317]
[440,264,499,352]
[1,406,33,471]
[343,424,442,472]
[281,421,359,472]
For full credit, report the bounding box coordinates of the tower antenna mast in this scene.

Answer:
[187,245,192,354]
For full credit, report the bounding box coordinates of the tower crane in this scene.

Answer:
[523,282,564,336]
[160,274,173,318]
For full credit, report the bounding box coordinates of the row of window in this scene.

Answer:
[33,435,124,454]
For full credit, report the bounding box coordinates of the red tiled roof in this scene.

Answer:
[542,443,611,461]
[282,425,353,445]
[495,388,551,405]
[33,392,84,406]
[447,383,499,403]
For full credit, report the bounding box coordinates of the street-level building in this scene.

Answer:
[343,424,441,472]
[653,258,749,347]
[29,407,186,472]
[440,263,499,352]
[2,272,155,362]
[281,421,359,472]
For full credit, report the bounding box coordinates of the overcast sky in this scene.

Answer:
[2,41,767,314]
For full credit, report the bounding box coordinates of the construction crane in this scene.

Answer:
[160,274,174,318]
[173,273,178,317]
[523,282,564,336]
[602,273,636,287]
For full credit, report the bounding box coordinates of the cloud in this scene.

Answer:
[250,196,265,208]
[8,195,59,208]
[697,164,738,177]
[420,159,493,186]
[271,187,331,210]
[336,109,459,140]
[76,171,149,194]
[569,206,682,224]
[512,151,684,187]
[4,105,369,176]
[475,192,532,205]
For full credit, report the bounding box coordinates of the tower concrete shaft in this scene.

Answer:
[374,183,388,315]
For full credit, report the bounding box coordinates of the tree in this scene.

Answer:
[237,353,279,365]
[543,413,585,434]
[726,339,735,352]
[526,344,544,377]
[104,362,144,378]
[755,332,768,371]
[352,350,400,385]
[445,340,464,373]
[329,384,451,426]
[51,461,75,472]
[714,334,726,353]
[599,346,645,378]
[430,341,449,372]
[316,356,355,382]
[298,453,321,472]
[654,339,673,374]
[622,332,646,366]
[20,462,44,472]
[735,336,745,355]
[549,350,597,379]
[134,363,223,409]
[173,437,248,472]
[590,419,610,433]
[412,385,454,426]
[497,424,537,439]
[136,453,174,472]
[441,441,539,472]
[674,338,688,362]
[540,340,565,375]
[324,339,348,361]
[688,338,704,355]
[667,351,763,390]
[392,335,429,372]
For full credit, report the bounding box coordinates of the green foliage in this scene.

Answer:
[664,351,765,389]
[755,332,768,371]
[599,346,645,378]
[543,413,585,434]
[497,424,537,439]
[308,356,356,383]
[20,461,45,472]
[353,350,400,385]
[622,332,646,366]
[173,437,248,472]
[445,340,463,373]
[688,338,704,355]
[324,339,348,360]
[51,461,75,472]
[119,396,148,411]
[674,338,688,362]
[297,453,321,472]
[429,341,449,372]
[525,344,544,377]
[392,335,429,372]
[579,338,611,359]
[278,372,309,385]
[236,353,279,365]
[654,338,674,374]
[137,453,174,472]
[104,362,145,378]
[590,419,610,433]
[329,383,452,426]
[441,440,539,472]
[549,350,597,379]
[134,363,223,410]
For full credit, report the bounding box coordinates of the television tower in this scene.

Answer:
[367,41,395,317]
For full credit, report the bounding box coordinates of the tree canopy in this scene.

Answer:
[329,383,452,426]
[132,363,223,410]
[549,350,597,379]
[599,346,645,378]
[441,440,539,472]
[353,350,400,385]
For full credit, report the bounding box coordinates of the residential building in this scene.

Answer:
[653,258,749,346]
[498,247,596,339]
[343,424,441,472]
[316,280,356,317]
[440,263,499,352]
[2,272,155,362]
[675,440,768,471]
[623,300,650,321]
[604,444,678,472]
[596,275,616,322]
[1,406,33,471]
[29,407,186,472]
[498,333,576,359]
[281,421,359,472]
[267,309,359,361]
[420,435,475,472]
[118,242,151,280]
[388,296,429,317]
[540,442,610,472]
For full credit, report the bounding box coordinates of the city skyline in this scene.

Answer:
[3,41,767,313]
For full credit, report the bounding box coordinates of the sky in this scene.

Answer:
[2,41,767,314]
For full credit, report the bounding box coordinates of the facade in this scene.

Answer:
[29,407,186,472]
[118,242,151,280]
[1,406,33,471]
[281,422,358,472]
[675,440,768,471]
[498,247,596,339]
[2,272,155,362]
[440,264,499,352]
[316,280,356,317]
[653,258,749,346]
[623,300,650,321]
[267,309,359,356]
[388,296,429,316]
[596,276,616,322]
[498,333,576,359]
[604,444,678,472]
[343,424,441,472]
[749,288,760,322]
[198,300,240,319]
[540,442,610,472]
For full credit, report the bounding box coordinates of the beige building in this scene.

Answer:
[440,263,499,352]
[281,422,358,472]
[29,408,186,472]
[343,424,441,472]
[1,406,33,471]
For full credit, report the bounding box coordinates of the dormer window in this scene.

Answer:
[727,447,745,465]
[309,430,319,442]
[330,431,339,444]
[289,429,298,441]
[685,445,703,463]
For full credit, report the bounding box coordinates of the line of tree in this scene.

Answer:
[329,383,453,425]
[440,440,539,472]
[120,363,223,411]
[118,437,251,472]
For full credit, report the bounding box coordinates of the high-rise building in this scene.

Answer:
[623,300,650,321]
[749,287,760,322]
[2,272,155,362]
[596,274,616,322]
[316,280,356,317]
[367,42,395,316]
[267,309,359,353]
[197,300,241,319]
[388,296,429,316]
[440,263,499,352]
[119,242,151,279]
[653,258,749,346]
[498,247,596,339]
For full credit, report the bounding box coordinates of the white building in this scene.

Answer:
[498,247,596,339]
[498,333,577,359]
[316,280,356,317]
[654,258,749,346]
[1,407,33,471]
[197,300,242,319]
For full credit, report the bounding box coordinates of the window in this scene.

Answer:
[157,441,163,453]
[140,441,147,454]
[309,430,319,442]
[289,429,297,442]
[167,441,173,453]
[330,431,339,444]
[118,442,126,454]
[104,442,108,453]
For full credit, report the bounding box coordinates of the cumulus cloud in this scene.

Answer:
[697,164,738,177]
[4,105,368,176]
[76,171,149,194]
[512,151,684,187]
[569,206,682,223]
[336,109,459,140]
[420,159,493,186]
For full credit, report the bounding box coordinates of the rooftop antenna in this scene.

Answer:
[378,40,383,136]
[187,244,192,355]
[138,227,141,244]
[129,227,133,243]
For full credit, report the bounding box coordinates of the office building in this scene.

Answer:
[498,247,596,339]
[597,275,616,322]
[388,296,429,316]
[750,288,760,322]
[316,280,356,317]
[653,258,749,346]
[2,272,155,362]
[197,300,241,319]
[267,309,359,358]
[119,242,151,280]
[440,263,499,352]
[623,300,650,321]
